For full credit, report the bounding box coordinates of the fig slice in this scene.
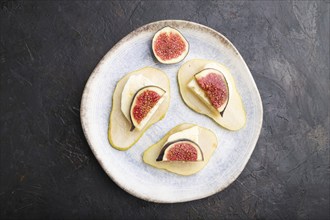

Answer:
[109,67,170,151]
[120,74,153,122]
[193,68,229,116]
[129,86,166,131]
[178,59,246,131]
[143,124,217,176]
[152,26,189,64]
[156,139,204,162]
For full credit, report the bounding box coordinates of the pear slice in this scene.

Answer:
[178,59,246,131]
[152,27,189,64]
[143,124,218,176]
[109,67,170,151]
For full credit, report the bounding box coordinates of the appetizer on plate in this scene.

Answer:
[109,67,170,150]
[178,59,246,131]
[143,123,218,176]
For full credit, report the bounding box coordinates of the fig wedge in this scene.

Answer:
[143,124,217,176]
[156,139,204,162]
[109,67,170,151]
[152,27,189,64]
[193,68,229,116]
[178,60,246,131]
[130,86,166,131]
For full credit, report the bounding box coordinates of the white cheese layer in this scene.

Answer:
[166,126,199,144]
[121,75,153,122]
[187,79,214,111]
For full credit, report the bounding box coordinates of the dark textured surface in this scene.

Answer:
[0,1,329,219]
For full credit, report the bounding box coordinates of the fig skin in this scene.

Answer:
[129,85,166,131]
[152,26,189,64]
[156,138,204,162]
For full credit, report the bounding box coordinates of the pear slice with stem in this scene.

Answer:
[109,67,170,151]
[143,124,217,176]
[178,59,246,131]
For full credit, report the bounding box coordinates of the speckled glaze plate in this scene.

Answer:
[80,20,263,203]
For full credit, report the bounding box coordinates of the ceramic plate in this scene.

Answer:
[80,20,263,203]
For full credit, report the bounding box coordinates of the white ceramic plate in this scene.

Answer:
[80,20,263,203]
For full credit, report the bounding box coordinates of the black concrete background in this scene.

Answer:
[0,1,329,219]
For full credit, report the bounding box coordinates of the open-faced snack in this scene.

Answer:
[143,124,218,176]
[152,26,189,64]
[109,67,170,150]
[178,60,246,131]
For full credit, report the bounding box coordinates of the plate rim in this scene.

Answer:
[80,19,263,203]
